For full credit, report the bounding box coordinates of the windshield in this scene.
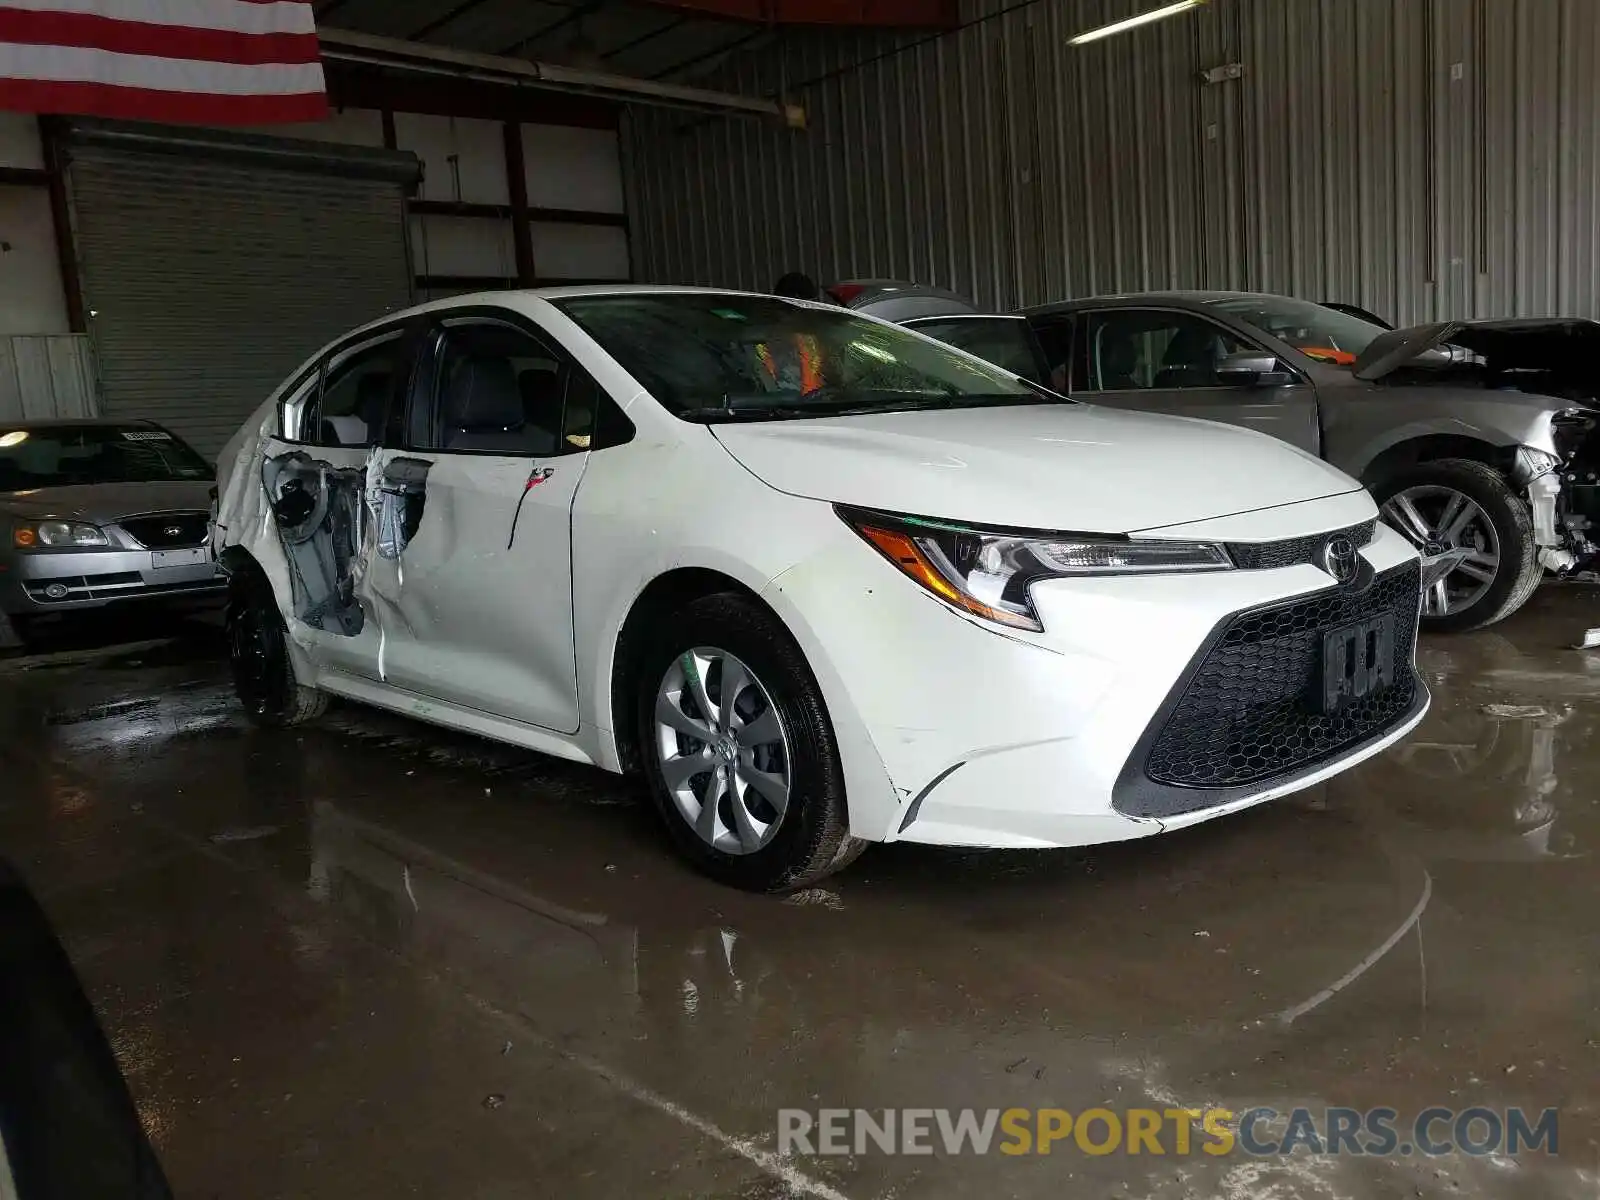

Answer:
[557,294,1037,420]
[906,317,1045,383]
[1209,296,1386,366]
[0,425,211,492]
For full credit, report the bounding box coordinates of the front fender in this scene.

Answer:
[1322,383,1572,479]
[1332,410,1559,482]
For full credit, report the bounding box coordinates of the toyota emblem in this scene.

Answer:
[163,524,183,539]
[1318,535,1359,585]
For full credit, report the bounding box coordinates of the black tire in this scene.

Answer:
[1372,458,1541,634]
[226,563,327,727]
[5,614,42,646]
[634,592,866,892]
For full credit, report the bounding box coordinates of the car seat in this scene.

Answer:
[444,356,529,451]
[1098,336,1140,390]
[1154,326,1223,388]
[319,372,392,447]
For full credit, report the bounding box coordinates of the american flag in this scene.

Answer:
[0,0,328,125]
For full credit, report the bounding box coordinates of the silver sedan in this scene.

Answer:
[0,419,224,638]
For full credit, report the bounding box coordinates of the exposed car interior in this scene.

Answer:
[1088,313,1244,390]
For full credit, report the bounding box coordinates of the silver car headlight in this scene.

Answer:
[838,506,1231,631]
[12,520,111,549]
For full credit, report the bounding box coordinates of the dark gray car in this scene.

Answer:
[0,420,225,637]
[825,280,1054,385]
[919,291,1600,632]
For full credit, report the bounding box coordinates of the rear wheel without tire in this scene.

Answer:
[226,565,327,727]
[636,592,865,891]
[1374,458,1541,633]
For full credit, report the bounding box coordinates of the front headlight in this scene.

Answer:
[12,520,111,549]
[838,506,1231,632]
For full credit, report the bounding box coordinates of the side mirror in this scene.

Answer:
[1217,351,1293,387]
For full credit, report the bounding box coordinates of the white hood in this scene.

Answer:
[711,403,1362,534]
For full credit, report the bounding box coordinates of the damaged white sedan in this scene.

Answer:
[213,287,1428,890]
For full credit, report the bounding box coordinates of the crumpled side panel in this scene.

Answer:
[376,457,433,561]
[215,388,440,653]
[214,397,302,628]
[262,451,367,636]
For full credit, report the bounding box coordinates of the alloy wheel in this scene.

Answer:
[653,647,792,855]
[1381,485,1501,618]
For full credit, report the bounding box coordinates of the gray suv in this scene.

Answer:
[899,289,1600,632]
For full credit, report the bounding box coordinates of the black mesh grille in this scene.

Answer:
[1227,520,1376,571]
[119,513,209,549]
[1142,561,1421,791]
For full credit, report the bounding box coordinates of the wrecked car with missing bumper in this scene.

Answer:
[211,286,1427,891]
[924,292,1600,632]
[1347,317,1600,594]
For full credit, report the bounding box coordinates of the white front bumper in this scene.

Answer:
[762,495,1427,849]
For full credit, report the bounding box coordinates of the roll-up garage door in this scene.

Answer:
[63,120,421,459]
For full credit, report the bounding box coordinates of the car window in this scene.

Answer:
[1028,316,1074,392]
[556,293,1037,422]
[1209,296,1387,365]
[307,330,413,448]
[410,318,626,457]
[0,424,211,491]
[1083,311,1249,390]
[906,317,1043,383]
[413,320,566,455]
[558,371,633,452]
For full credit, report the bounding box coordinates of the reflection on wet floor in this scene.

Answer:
[3,587,1600,1197]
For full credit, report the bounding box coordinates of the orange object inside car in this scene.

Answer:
[1300,346,1358,366]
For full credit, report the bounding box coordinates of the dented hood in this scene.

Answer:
[710,403,1361,534]
[1352,317,1600,382]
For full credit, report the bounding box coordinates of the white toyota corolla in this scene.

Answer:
[214,286,1428,890]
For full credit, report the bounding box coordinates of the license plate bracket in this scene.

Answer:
[150,547,207,570]
[1319,614,1395,714]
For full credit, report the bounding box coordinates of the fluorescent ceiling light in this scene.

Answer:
[1070,0,1205,46]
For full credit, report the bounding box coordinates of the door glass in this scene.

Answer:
[308,331,412,448]
[1085,311,1248,391]
[1029,317,1074,392]
[276,368,320,444]
[423,322,573,455]
[561,372,636,452]
[908,317,1042,382]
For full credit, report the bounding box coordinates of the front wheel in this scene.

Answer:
[1374,458,1541,633]
[226,564,327,727]
[635,592,866,891]
[4,614,42,647]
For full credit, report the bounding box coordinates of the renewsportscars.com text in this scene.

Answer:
[777,1106,1559,1158]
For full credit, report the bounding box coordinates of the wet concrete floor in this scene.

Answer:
[2,591,1600,1199]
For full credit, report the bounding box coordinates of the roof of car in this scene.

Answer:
[521,283,773,300]
[1024,290,1285,313]
[393,283,806,320]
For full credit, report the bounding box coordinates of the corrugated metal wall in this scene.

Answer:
[627,0,1600,325]
[0,335,97,423]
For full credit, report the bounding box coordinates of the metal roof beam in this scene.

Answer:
[638,0,955,26]
[318,27,804,123]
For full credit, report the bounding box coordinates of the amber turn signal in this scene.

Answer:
[855,523,1033,629]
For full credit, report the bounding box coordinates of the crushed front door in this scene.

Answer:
[257,323,420,683]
